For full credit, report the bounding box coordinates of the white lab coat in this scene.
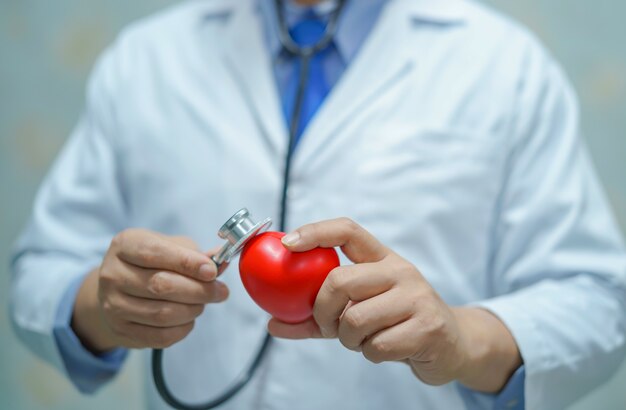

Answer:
[10,0,626,409]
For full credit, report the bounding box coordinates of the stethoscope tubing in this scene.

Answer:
[152,1,347,408]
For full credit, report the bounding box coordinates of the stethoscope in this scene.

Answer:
[151,1,347,408]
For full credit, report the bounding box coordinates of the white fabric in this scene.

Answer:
[10,0,626,408]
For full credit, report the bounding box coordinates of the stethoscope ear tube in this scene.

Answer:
[152,0,347,408]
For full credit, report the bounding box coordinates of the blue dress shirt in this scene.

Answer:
[53,1,525,407]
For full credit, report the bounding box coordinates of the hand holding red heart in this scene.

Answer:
[268,218,522,393]
[239,231,339,324]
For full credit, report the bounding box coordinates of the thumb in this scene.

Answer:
[281,218,389,264]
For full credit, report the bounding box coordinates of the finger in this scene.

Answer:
[107,293,205,327]
[205,245,229,276]
[267,317,323,339]
[113,229,216,281]
[338,289,414,350]
[164,235,226,275]
[361,318,420,364]
[167,235,201,250]
[281,218,389,264]
[314,262,394,338]
[205,245,222,257]
[119,321,195,349]
[114,261,229,304]
[146,234,221,277]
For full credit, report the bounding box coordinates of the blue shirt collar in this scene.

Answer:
[258,0,388,65]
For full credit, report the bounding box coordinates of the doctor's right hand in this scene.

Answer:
[72,229,229,353]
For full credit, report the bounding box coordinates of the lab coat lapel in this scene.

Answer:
[220,0,288,158]
[293,1,418,173]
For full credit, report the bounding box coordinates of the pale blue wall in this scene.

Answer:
[1,1,624,409]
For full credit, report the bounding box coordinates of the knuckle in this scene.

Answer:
[98,266,116,287]
[325,269,347,295]
[139,238,161,265]
[339,217,359,234]
[397,260,415,275]
[111,231,127,249]
[101,298,116,317]
[389,258,416,280]
[363,338,391,363]
[339,216,356,227]
[178,252,196,273]
[342,308,364,330]
[371,338,392,356]
[148,272,174,297]
[101,295,123,319]
[153,305,174,324]
[112,228,142,250]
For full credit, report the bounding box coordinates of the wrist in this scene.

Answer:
[71,268,118,353]
[452,307,522,393]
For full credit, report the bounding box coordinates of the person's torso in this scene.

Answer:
[104,0,535,408]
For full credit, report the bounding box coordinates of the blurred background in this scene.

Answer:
[1,0,624,409]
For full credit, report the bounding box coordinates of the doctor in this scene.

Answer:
[9,0,626,409]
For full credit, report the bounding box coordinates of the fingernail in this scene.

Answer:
[282,231,300,247]
[199,263,216,280]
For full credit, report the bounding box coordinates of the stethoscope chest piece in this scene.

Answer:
[211,208,272,267]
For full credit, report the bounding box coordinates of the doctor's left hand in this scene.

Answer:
[268,218,522,394]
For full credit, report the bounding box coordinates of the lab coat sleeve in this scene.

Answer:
[474,43,626,409]
[9,44,129,393]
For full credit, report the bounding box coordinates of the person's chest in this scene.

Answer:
[111,5,517,305]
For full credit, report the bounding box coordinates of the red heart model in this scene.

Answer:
[239,231,340,324]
